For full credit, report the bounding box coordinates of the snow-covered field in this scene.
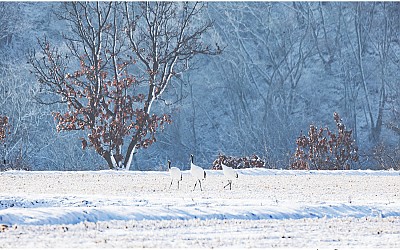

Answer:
[1,168,400,248]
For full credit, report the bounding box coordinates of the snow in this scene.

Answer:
[1,168,400,248]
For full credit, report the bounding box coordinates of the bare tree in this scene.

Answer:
[0,2,60,170]
[307,2,343,72]
[205,2,313,165]
[0,2,20,47]
[341,3,399,142]
[388,90,400,137]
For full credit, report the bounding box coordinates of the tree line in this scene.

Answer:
[0,2,399,170]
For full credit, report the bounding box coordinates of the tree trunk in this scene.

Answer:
[371,79,386,141]
[123,143,137,170]
[102,151,115,169]
[355,4,375,140]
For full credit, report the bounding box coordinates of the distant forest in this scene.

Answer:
[0,2,399,171]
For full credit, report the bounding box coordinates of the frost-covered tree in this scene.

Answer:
[0,2,51,170]
[197,2,313,165]
[0,2,19,47]
[28,2,219,170]
[2,1,398,170]
[338,2,400,144]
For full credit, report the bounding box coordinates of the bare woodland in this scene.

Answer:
[0,2,399,170]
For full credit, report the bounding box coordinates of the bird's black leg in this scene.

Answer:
[193,181,197,191]
[177,180,180,190]
[224,180,232,190]
[169,180,173,189]
[199,180,203,191]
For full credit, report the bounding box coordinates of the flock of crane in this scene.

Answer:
[167,154,239,191]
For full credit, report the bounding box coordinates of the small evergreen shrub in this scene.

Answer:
[291,112,359,170]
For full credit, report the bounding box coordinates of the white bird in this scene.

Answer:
[190,154,206,191]
[221,163,238,190]
[168,160,182,189]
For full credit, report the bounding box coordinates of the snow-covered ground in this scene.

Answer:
[1,168,400,248]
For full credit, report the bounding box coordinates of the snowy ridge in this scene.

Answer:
[1,196,399,226]
[1,202,400,226]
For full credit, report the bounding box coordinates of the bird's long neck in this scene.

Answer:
[190,155,194,164]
